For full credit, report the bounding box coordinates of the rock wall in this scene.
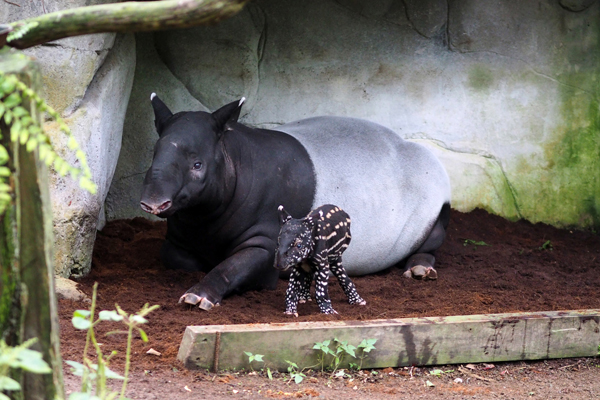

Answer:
[3,0,135,277]
[110,0,599,229]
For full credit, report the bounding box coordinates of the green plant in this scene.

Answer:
[284,360,306,384]
[354,338,377,370]
[313,338,377,374]
[67,282,159,400]
[539,240,553,251]
[243,352,264,371]
[0,71,96,215]
[0,338,52,400]
[429,368,454,377]
[463,239,490,249]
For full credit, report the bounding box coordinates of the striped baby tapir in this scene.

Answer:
[274,204,366,316]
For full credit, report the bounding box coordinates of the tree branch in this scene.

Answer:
[6,0,250,49]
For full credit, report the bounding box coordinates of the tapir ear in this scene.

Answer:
[150,93,173,136]
[212,97,245,133]
[278,205,293,225]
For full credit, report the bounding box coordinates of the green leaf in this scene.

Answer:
[4,92,21,108]
[10,120,21,142]
[19,128,29,145]
[253,354,264,362]
[72,316,91,330]
[267,367,273,380]
[98,310,123,322]
[73,310,91,318]
[59,162,71,177]
[103,367,125,380]
[67,136,79,150]
[0,103,5,120]
[131,315,148,324]
[15,349,52,374]
[0,77,16,94]
[138,328,148,342]
[26,137,38,152]
[0,376,21,391]
[294,373,304,384]
[11,106,27,118]
[244,351,252,357]
[3,110,12,125]
[0,145,8,164]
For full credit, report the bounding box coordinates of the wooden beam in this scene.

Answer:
[177,310,600,371]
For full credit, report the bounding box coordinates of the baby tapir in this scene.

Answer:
[274,204,366,316]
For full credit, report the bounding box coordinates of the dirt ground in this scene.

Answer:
[59,208,600,399]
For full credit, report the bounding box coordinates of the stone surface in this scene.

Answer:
[112,0,599,229]
[404,0,447,38]
[105,33,206,221]
[559,0,597,12]
[54,277,89,302]
[48,33,136,277]
[5,0,135,277]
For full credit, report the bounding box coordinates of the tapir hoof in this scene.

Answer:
[179,293,202,305]
[179,293,217,310]
[403,265,438,281]
[284,310,299,317]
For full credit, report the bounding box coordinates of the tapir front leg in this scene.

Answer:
[179,246,277,310]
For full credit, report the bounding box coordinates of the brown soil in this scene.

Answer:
[59,209,600,399]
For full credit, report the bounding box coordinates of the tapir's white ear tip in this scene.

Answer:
[239,97,246,107]
[150,92,156,101]
[278,205,284,211]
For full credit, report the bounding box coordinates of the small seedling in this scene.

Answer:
[284,360,306,384]
[539,240,553,251]
[67,282,159,400]
[243,352,264,371]
[313,338,377,374]
[429,368,454,376]
[463,239,490,249]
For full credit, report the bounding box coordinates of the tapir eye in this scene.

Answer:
[192,162,202,170]
[297,243,302,249]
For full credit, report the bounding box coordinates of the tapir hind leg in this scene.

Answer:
[179,245,279,310]
[403,203,450,281]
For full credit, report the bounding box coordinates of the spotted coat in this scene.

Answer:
[274,204,366,316]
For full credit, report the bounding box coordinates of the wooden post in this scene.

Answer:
[0,49,64,400]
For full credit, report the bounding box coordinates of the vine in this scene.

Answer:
[0,71,96,215]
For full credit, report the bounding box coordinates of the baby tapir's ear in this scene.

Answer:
[278,205,292,225]
[212,97,245,134]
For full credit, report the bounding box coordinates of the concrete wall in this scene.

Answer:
[109,0,600,229]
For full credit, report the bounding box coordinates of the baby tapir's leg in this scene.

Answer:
[285,268,311,317]
[330,257,366,306]
[297,262,313,304]
[313,265,337,314]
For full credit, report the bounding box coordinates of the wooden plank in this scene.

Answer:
[177,310,600,371]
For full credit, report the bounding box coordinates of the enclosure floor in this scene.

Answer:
[59,208,600,397]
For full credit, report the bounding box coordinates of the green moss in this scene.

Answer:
[467,64,494,92]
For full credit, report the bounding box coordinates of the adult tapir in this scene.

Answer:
[140,94,451,310]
